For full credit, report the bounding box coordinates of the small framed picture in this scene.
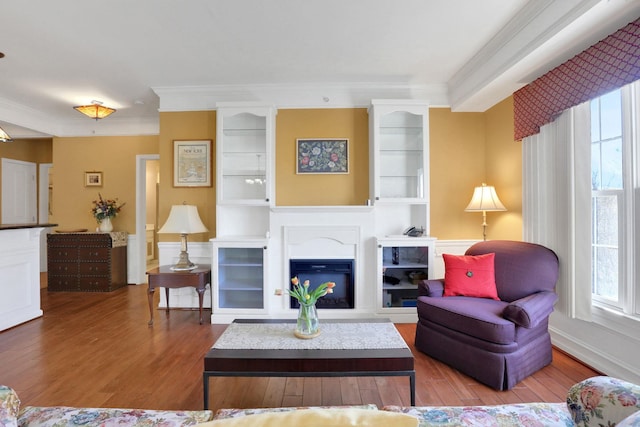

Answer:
[84,171,103,187]
[173,140,212,187]
[296,138,349,174]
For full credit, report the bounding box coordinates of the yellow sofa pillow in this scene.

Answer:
[199,408,418,427]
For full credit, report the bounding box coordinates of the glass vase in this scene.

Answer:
[294,302,320,339]
[99,217,113,232]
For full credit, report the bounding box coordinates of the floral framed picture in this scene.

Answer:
[296,138,349,174]
[84,171,103,187]
[173,140,212,187]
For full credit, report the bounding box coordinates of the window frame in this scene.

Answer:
[588,83,638,320]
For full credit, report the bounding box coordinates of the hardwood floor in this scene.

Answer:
[0,283,600,412]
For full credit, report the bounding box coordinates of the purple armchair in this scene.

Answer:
[415,240,559,390]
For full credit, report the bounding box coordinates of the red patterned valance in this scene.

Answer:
[514,18,640,141]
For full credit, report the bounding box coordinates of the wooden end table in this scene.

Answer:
[146,264,211,326]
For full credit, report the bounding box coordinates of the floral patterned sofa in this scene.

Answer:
[2,376,639,427]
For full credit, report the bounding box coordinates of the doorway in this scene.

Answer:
[134,154,160,284]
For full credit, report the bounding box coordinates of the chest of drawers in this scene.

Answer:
[47,232,127,292]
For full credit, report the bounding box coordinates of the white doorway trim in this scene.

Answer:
[134,154,160,284]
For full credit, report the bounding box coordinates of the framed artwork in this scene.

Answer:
[84,171,103,187]
[173,140,212,187]
[296,138,349,174]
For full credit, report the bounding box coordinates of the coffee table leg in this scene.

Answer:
[410,371,416,406]
[203,372,210,409]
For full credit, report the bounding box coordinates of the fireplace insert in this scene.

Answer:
[289,259,355,309]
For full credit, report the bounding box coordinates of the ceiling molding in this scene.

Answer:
[448,0,602,112]
[153,82,450,112]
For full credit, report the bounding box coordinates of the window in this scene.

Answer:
[522,81,640,327]
[588,85,637,317]
[590,89,623,307]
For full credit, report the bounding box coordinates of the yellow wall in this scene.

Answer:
[158,111,216,242]
[0,138,53,223]
[50,135,158,232]
[44,100,521,242]
[276,109,369,206]
[429,108,487,239]
[485,96,521,240]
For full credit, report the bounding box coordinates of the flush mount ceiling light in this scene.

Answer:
[73,100,116,120]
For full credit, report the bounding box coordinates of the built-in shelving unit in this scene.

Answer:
[212,103,276,322]
[377,236,436,312]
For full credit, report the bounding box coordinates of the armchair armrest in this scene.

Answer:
[567,376,640,427]
[502,291,558,328]
[418,279,444,297]
[0,385,20,427]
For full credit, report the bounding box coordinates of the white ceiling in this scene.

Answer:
[0,0,638,138]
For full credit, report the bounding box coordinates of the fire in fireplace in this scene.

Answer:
[289,259,355,309]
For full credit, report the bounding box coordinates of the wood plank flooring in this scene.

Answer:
[0,283,600,412]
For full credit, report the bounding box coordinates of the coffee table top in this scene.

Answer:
[213,319,408,350]
[204,319,414,373]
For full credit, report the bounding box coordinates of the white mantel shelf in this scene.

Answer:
[271,206,374,214]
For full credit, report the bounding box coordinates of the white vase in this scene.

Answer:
[99,217,113,232]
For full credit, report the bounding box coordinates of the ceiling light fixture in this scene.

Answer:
[73,100,116,120]
[0,126,13,143]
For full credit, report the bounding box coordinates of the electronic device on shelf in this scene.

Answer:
[403,226,424,237]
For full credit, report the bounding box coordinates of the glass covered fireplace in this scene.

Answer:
[289,259,355,309]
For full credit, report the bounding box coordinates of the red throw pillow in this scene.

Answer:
[443,253,500,300]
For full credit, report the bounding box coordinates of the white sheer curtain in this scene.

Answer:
[522,105,592,321]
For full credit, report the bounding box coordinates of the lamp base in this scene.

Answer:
[170,249,197,271]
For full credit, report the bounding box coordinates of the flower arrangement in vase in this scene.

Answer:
[283,277,335,339]
[91,193,125,232]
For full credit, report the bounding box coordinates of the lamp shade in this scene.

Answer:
[465,183,506,212]
[158,205,208,234]
[0,126,13,142]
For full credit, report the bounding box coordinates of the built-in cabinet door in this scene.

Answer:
[212,240,267,315]
[216,106,276,206]
[369,100,430,203]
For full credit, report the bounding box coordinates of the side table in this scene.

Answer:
[146,265,211,325]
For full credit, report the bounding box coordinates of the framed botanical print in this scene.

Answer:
[296,138,349,174]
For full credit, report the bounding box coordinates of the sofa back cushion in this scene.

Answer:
[466,240,559,302]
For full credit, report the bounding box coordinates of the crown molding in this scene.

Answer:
[153,82,449,112]
[449,0,602,112]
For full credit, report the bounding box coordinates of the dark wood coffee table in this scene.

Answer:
[203,318,415,409]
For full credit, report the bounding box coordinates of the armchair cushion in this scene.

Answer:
[502,291,559,328]
[443,253,499,300]
[417,296,513,345]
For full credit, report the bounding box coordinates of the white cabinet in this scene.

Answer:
[376,236,436,313]
[369,100,429,203]
[215,103,276,239]
[216,105,276,206]
[212,239,268,319]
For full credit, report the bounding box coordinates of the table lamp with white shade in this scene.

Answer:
[158,203,208,271]
[465,183,506,241]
